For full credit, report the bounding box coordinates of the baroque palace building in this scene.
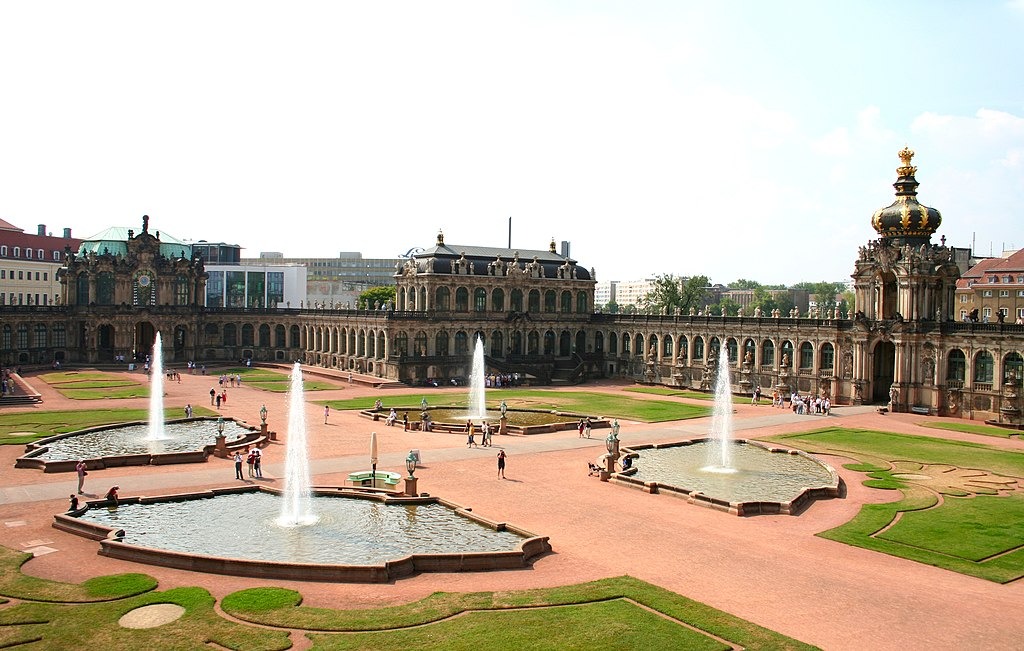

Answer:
[0,148,1021,424]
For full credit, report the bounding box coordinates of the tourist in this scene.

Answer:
[584,418,592,438]
[578,418,586,438]
[210,387,216,405]
[246,449,256,477]
[68,494,79,512]
[752,386,761,405]
[466,421,476,448]
[216,393,222,409]
[386,407,397,426]
[497,449,507,479]
[481,421,491,447]
[75,459,87,494]
[184,403,192,419]
[348,372,353,384]
[324,405,330,424]
[221,390,228,406]
[622,455,633,471]
[104,486,119,505]
[402,412,409,430]
[253,448,263,478]
[234,451,245,480]
[823,396,832,415]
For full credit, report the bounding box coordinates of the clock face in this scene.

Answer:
[138,274,152,287]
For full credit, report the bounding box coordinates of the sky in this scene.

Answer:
[1,1,1023,286]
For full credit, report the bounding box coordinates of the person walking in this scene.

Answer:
[253,448,263,478]
[210,387,216,405]
[184,403,193,418]
[578,418,586,438]
[584,418,592,439]
[324,405,330,424]
[246,449,256,478]
[497,449,507,479]
[75,459,87,494]
[234,451,244,480]
[215,393,222,409]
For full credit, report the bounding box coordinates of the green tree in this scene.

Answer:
[730,278,761,290]
[793,281,846,315]
[358,285,397,310]
[679,275,711,314]
[638,274,684,314]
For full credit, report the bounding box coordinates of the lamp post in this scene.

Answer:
[404,450,418,496]
[602,428,619,481]
[214,416,227,458]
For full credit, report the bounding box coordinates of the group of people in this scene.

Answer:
[210,387,229,408]
[186,361,207,374]
[481,373,523,389]
[577,417,593,438]
[775,392,831,415]
[233,448,264,479]
[219,373,243,387]
[0,367,18,396]
[465,420,494,447]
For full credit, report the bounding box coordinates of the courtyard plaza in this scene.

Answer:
[0,365,1022,650]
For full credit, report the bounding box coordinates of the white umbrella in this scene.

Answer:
[370,431,378,487]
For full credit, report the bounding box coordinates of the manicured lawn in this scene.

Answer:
[770,427,1024,582]
[222,576,815,650]
[0,546,814,650]
[918,420,1019,439]
[0,407,218,445]
[320,389,711,423]
[223,367,339,392]
[626,386,771,405]
[38,371,149,400]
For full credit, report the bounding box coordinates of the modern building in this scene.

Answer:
[0,220,81,307]
[242,251,401,308]
[195,242,306,309]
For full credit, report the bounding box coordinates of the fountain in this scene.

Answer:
[467,335,487,419]
[705,346,734,472]
[146,332,168,441]
[277,362,316,527]
[615,346,840,516]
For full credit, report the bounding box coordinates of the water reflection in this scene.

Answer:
[37,421,253,461]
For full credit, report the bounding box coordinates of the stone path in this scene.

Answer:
[1,367,1022,650]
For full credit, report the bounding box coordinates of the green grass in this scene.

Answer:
[0,546,813,650]
[0,407,217,445]
[320,389,711,423]
[38,371,149,400]
[918,420,1019,439]
[222,576,816,650]
[769,427,1024,582]
[222,367,340,392]
[626,386,771,405]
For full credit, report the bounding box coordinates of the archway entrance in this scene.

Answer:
[134,322,156,361]
[174,326,188,362]
[872,341,895,403]
[97,324,115,362]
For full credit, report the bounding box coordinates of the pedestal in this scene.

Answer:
[404,476,418,496]
[498,417,508,435]
[214,435,227,458]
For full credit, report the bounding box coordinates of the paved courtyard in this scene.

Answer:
[1,366,1023,650]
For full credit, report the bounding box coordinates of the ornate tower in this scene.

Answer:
[849,148,961,407]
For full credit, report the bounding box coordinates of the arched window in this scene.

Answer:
[781,340,794,366]
[435,287,451,311]
[454,331,469,355]
[394,332,408,356]
[511,289,523,312]
[97,272,115,305]
[799,342,814,369]
[474,288,487,312]
[623,333,631,355]
[635,334,645,357]
[33,324,47,348]
[275,325,286,348]
[560,291,572,313]
[528,290,540,312]
[414,331,428,356]
[595,331,605,352]
[663,335,673,357]
[76,273,89,305]
[435,331,449,356]
[176,276,190,305]
[726,338,738,363]
[491,330,503,357]
[492,288,504,312]
[694,336,704,361]
[576,291,588,314]
[1004,352,1023,385]
[224,324,238,346]
[544,290,556,313]
[708,337,720,357]
[559,331,572,356]
[677,335,688,360]
[511,330,523,354]
[290,325,300,348]
[258,324,270,347]
[974,350,994,384]
[820,343,835,372]
[16,325,28,349]
[1,325,10,350]
[527,330,539,355]
[543,330,556,355]
[241,324,254,346]
[455,288,469,312]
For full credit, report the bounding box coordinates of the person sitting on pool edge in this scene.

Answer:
[104,485,119,505]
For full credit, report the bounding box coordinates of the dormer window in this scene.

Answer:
[0,246,6,256]
[25,249,32,259]
[37,249,44,259]
[12,247,19,257]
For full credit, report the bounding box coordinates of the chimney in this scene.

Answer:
[63,228,72,239]
[37,224,46,236]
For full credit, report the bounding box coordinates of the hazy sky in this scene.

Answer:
[2,1,1022,285]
